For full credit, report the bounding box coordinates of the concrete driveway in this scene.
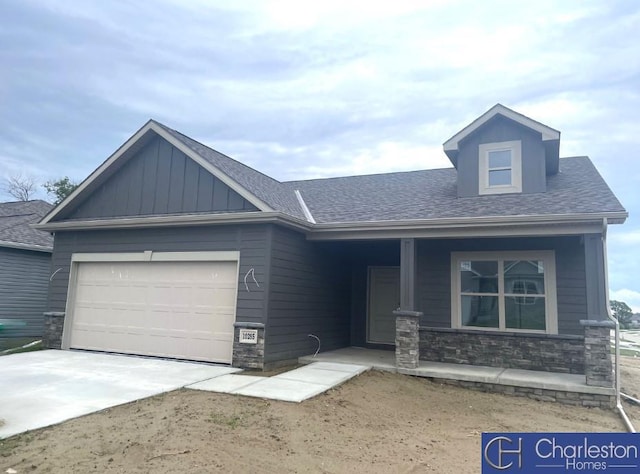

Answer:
[0,350,239,439]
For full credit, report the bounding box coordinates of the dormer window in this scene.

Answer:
[479,140,522,195]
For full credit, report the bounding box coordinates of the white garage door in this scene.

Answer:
[68,259,238,363]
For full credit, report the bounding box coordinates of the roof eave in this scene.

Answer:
[0,240,53,253]
[33,211,312,233]
[306,211,628,240]
[34,210,627,241]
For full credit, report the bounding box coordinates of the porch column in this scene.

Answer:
[584,234,607,318]
[399,238,417,311]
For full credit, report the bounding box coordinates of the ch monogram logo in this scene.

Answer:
[484,436,523,470]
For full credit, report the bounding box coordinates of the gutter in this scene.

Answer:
[0,240,53,253]
[601,218,636,433]
[33,210,627,237]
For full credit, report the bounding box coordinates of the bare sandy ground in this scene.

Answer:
[2,359,639,474]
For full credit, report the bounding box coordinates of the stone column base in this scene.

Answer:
[43,312,65,349]
[232,322,265,369]
[394,310,422,369]
[580,320,614,388]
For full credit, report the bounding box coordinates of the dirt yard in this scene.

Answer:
[2,358,640,474]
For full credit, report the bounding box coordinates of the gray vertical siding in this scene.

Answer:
[265,226,351,362]
[60,135,258,220]
[416,236,589,335]
[456,115,546,197]
[47,225,270,325]
[0,247,51,337]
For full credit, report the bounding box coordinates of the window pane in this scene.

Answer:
[461,295,499,328]
[504,260,545,294]
[460,261,498,293]
[488,169,511,186]
[488,150,511,168]
[506,296,546,330]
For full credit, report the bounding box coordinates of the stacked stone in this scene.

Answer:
[581,320,614,388]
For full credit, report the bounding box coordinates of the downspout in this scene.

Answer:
[601,218,636,432]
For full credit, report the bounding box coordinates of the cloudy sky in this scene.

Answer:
[1,0,639,310]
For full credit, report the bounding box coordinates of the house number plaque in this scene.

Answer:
[239,329,258,344]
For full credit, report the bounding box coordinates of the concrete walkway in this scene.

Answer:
[188,362,369,402]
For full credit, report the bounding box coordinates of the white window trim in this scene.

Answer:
[478,140,522,195]
[450,250,558,334]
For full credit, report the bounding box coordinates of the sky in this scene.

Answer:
[1,0,639,311]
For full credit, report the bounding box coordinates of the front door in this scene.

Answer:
[367,266,401,344]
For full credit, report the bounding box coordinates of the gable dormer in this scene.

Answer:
[443,104,560,198]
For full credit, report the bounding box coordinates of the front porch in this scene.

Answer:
[299,346,615,408]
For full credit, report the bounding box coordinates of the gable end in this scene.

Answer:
[53,135,259,221]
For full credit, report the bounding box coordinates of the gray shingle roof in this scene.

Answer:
[154,122,306,220]
[0,200,54,249]
[285,157,626,224]
[149,122,626,226]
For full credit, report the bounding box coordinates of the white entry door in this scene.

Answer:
[67,258,238,363]
[367,266,400,344]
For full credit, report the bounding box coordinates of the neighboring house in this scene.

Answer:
[36,104,627,371]
[0,200,53,338]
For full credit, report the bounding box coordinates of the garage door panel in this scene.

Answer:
[69,259,238,363]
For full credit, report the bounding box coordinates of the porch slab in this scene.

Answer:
[299,347,395,371]
[300,347,615,398]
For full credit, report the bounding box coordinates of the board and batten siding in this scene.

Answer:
[59,135,258,221]
[265,226,350,363]
[0,247,51,337]
[416,236,589,335]
[47,224,270,326]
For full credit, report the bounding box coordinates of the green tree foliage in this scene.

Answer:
[610,300,633,329]
[43,176,78,205]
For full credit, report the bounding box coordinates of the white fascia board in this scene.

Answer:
[0,240,53,253]
[39,121,273,226]
[443,104,561,152]
[33,211,312,233]
[151,124,274,213]
[307,212,628,240]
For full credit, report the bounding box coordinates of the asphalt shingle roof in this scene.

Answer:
[0,200,53,249]
[285,157,626,224]
[151,122,626,225]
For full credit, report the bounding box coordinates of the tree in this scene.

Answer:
[610,300,633,329]
[43,176,79,205]
[3,173,37,201]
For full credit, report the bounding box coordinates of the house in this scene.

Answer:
[0,200,53,338]
[36,104,626,375]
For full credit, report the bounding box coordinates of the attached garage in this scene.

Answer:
[62,252,239,363]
